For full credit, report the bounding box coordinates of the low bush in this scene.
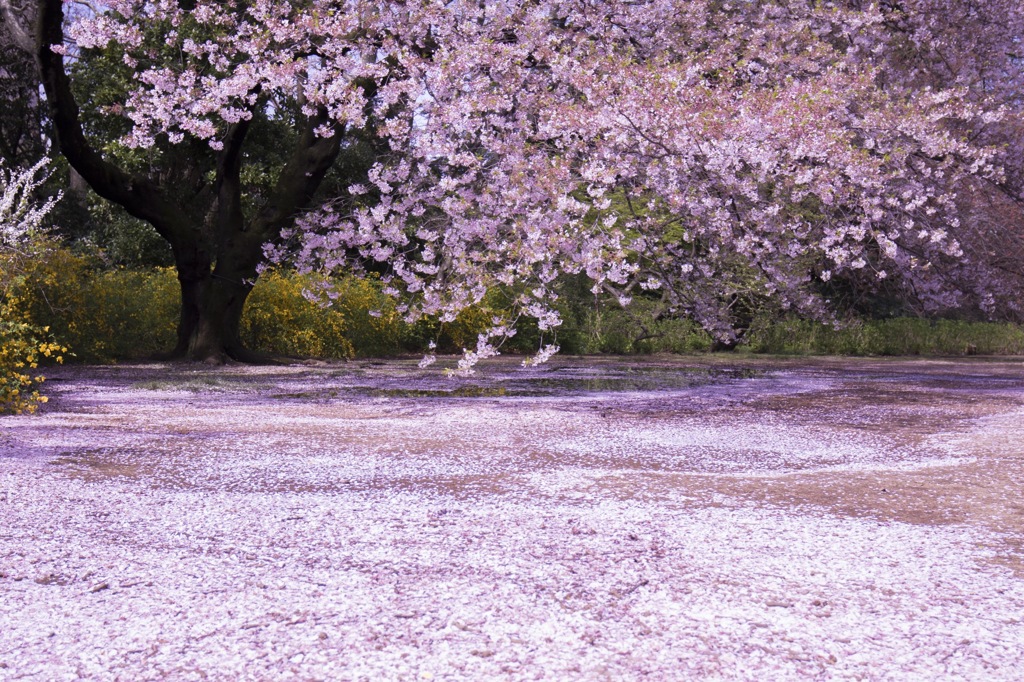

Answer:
[9,246,178,363]
[566,304,713,355]
[241,271,354,359]
[6,252,499,361]
[746,317,1024,356]
[0,316,66,414]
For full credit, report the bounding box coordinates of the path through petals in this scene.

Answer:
[2,357,1023,680]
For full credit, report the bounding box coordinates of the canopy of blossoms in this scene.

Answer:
[62,0,1020,368]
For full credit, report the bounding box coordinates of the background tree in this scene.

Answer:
[0,0,45,169]
[25,0,375,362]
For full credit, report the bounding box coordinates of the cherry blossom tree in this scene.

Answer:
[835,0,1024,322]
[17,0,1018,364]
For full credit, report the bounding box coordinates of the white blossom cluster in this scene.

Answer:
[0,160,58,249]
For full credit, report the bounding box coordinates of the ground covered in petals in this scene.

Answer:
[2,356,1023,680]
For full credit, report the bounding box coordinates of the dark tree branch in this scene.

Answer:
[251,114,342,239]
[213,119,252,240]
[0,0,33,53]
[34,0,193,247]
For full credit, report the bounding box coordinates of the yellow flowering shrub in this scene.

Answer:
[326,275,405,357]
[0,243,69,414]
[0,316,67,414]
[19,257,467,361]
[241,270,354,359]
[1,160,68,413]
[326,275,499,356]
[8,246,177,363]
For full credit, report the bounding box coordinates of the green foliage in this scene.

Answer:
[505,277,713,355]
[7,248,1023,364]
[407,297,504,355]
[318,275,500,357]
[527,302,709,355]
[9,245,178,362]
[746,317,1024,356]
[77,199,174,267]
[570,304,714,355]
[324,276,405,357]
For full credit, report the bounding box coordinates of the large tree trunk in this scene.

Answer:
[170,236,262,363]
[35,0,349,364]
[182,271,255,363]
[170,246,210,359]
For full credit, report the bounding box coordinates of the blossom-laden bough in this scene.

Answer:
[12,0,1023,367]
[0,160,58,250]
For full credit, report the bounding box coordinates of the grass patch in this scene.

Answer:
[746,318,1024,356]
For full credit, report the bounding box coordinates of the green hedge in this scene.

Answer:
[6,246,497,361]
[745,317,1024,356]
[6,245,1022,362]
